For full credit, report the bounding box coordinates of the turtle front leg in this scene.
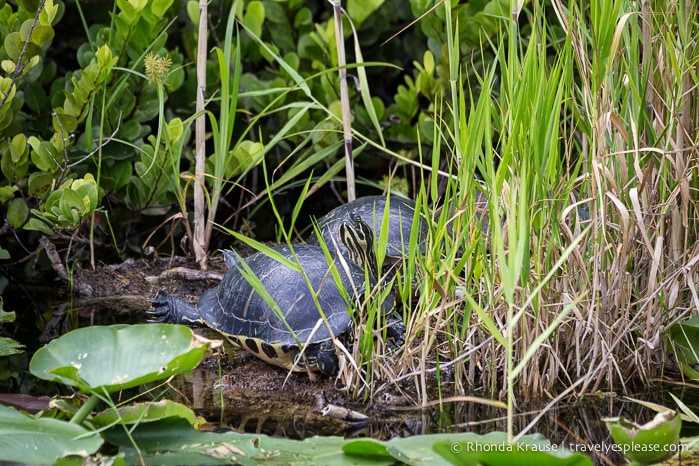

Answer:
[148,290,203,327]
[300,340,339,377]
[386,317,406,348]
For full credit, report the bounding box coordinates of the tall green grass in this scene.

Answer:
[319,0,698,439]
[204,0,697,439]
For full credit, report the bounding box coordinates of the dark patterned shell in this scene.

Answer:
[196,245,363,347]
[308,196,428,260]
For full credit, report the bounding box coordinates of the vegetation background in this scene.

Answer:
[1,0,698,440]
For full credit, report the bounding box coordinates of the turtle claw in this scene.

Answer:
[386,319,406,348]
[147,291,172,323]
[146,290,204,327]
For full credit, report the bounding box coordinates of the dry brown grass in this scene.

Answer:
[339,1,699,424]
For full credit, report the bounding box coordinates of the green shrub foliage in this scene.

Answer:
[0,0,506,261]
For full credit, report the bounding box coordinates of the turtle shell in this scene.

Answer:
[197,244,365,352]
[308,196,428,261]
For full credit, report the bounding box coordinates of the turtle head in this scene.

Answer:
[338,215,378,278]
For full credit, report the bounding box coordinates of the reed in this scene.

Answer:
[344,0,698,434]
[221,0,698,428]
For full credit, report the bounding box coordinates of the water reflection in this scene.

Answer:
[2,280,697,466]
[178,357,697,465]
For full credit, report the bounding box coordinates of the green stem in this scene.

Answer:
[70,394,100,425]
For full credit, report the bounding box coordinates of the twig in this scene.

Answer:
[39,236,69,282]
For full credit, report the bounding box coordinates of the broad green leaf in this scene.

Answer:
[0,404,102,464]
[95,44,117,71]
[4,32,42,61]
[28,172,54,200]
[1,151,28,183]
[58,188,85,222]
[0,185,18,204]
[52,109,78,134]
[185,0,199,25]
[118,119,142,141]
[109,417,361,465]
[19,0,41,12]
[166,117,184,142]
[24,217,55,235]
[243,1,265,37]
[669,314,699,364]
[24,82,49,113]
[39,0,59,24]
[347,0,385,27]
[605,410,682,465]
[92,400,199,428]
[19,21,54,46]
[9,133,27,163]
[29,324,221,393]
[151,0,174,17]
[29,138,60,172]
[7,198,28,228]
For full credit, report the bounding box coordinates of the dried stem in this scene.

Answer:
[193,0,208,269]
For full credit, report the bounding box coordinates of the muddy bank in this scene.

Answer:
[69,254,413,438]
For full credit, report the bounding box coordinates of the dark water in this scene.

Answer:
[1,277,697,465]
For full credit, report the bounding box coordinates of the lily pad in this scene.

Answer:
[92,400,201,428]
[604,410,682,465]
[29,324,221,393]
[108,417,362,466]
[0,404,102,464]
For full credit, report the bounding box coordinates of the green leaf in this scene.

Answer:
[229,140,263,177]
[0,404,102,464]
[107,417,352,465]
[0,185,18,204]
[29,324,221,394]
[19,0,41,12]
[9,133,27,164]
[243,1,265,37]
[347,0,385,28]
[4,32,41,61]
[1,151,28,183]
[669,314,699,364]
[24,82,50,113]
[19,21,54,46]
[0,303,15,321]
[39,0,59,24]
[7,198,29,228]
[28,172,54,200]
[604,410,682,464]
[57,188,84,223]
[0,336,25,357]
[92,400,198,428]
[150,0,174,17]
[71,174,99,213]
[24,217,55,235]
[29,138,61,172]
[185,0,199,25]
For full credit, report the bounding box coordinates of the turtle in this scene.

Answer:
[148,216,404,377]
[307,195,429,271]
